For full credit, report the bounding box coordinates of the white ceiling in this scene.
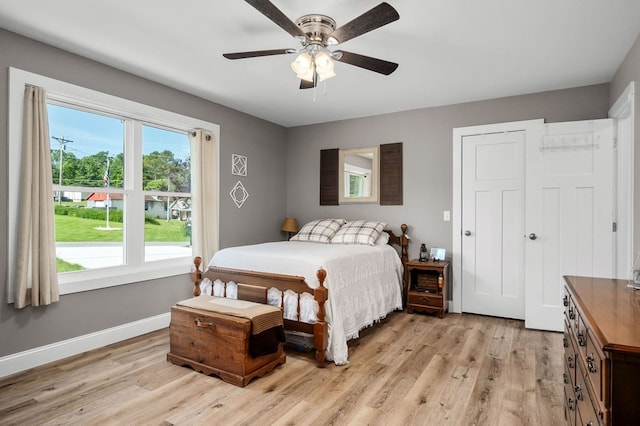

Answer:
[1,1,639,127]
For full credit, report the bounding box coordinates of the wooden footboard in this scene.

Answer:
[190,258,328,368]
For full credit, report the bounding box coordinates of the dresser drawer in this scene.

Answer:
[575,360,602,426]
[407,292,442,308]
[563,288,571,324]
[565,293,578,330]
[575,313,588,356]
[564,320,578,381]
[564,386,577,426]
[585,330,607,407]
[577,402,601,426]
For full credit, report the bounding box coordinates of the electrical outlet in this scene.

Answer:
[443,210,450,221]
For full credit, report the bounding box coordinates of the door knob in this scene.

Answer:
[464,230,471,236]
[529,233,537,240]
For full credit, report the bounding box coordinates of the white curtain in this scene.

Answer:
[189,129,219,264]
[14,85,59,308]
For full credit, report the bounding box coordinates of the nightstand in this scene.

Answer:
[405,259,449,318]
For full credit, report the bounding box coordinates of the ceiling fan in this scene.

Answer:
[223,0,400,89]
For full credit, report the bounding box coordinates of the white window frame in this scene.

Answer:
[7,68,220,299]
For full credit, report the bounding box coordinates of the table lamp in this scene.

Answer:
[281,217,298,240]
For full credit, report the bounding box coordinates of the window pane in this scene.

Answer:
[142,125,191,192]
[48,104,125,189]
[54,207,125,271]
[48,104,125,272]
[144,196,192,262]
[142,125,191,262]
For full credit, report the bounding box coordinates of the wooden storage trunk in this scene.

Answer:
[167,304,285,387]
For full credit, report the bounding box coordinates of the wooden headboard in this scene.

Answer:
[384,223,409,266]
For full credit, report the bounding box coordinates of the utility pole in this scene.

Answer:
[52,136,73,205]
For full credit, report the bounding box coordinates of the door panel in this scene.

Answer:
[525,119,613,331]
[462,132,525,319]
[541,188,561,306]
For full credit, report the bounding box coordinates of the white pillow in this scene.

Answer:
[331,220,386,246]
[375,231,390,246]
[290,219,346,243]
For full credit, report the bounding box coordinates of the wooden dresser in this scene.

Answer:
[563,276,640,425]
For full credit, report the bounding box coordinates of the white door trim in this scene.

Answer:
[609,81,635,278]
[452,119,544,313]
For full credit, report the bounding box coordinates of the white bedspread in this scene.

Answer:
[206,241,403,365]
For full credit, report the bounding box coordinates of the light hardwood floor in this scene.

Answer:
[0,312,565,425]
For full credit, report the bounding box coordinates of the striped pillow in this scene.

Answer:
[330,220,386,246]
[290,219,346,243]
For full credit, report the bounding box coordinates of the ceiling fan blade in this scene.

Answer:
[223,49,295,59]
[299,78,316,90]
[327,2,399,45]
[299,71,318,90]
[334,50,398,75]
[245,0,307,40]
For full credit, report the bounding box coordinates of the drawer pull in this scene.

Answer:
[587,354,597,373]
[194,318,216,329]
[568,307,575,320]
[563,372,569,384]
[563,337,569,348]
[567,356,574,369]
[577,333,586,347]
[567,397,575,411]
[574,384,583,401]
[563,295,569,306]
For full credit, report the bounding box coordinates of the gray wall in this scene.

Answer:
[0,28,287,357]
[1,24,629,363]
[285,84,611,261]
[610,32,640,255]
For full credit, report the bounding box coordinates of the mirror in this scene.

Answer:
[338,146,379,203]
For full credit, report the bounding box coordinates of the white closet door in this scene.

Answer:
[524,119,614,331]
[461,131,526,319]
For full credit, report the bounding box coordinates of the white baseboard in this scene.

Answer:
[0,312,170,379]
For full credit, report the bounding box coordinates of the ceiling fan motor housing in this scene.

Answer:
[295,14,336,45]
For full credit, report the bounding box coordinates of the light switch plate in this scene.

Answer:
[443,210,451,221]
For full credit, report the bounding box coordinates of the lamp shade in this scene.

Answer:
[281,217,299,233]
[315,51,336,81]
[291,52,314,82]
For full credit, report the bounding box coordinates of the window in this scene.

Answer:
[8,68,219,297]
[141,125,192,263]
[347,172,368,197]
[49,104,127,271]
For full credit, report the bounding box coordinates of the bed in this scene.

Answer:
[190,220,409,367]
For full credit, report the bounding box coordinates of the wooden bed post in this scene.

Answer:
[192,256,202,297]
[399,224,410,306]
[400,224,409,265]
[314,269,329,368]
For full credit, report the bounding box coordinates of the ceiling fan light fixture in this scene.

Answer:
[314,51,336,81]
[291,52,314,81]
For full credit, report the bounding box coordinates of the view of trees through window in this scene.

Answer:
[49,103,192,274]
[348,173,366,197]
